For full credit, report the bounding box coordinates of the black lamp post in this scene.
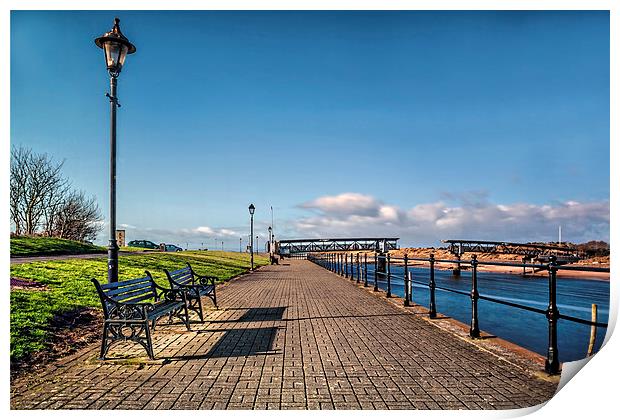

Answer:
[268,226,272,254]
[239,237,242,253]
[249,204,255,270]
[95,18,136,283]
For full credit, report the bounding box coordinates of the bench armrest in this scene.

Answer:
[196,275,218,287]
[107,301,154,321]
[152,281,187,302]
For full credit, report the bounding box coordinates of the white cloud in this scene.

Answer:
[300,192,383,217]
[294,193,609,246]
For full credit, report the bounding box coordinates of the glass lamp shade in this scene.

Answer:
[249,204,255,215]
[103,41,129,73]
[95,18,136,76]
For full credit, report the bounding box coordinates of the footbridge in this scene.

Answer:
[442,239,580,259]
[277,237,399,256]
[442,239,581,274]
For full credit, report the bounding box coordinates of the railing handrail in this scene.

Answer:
[306,251,608,375]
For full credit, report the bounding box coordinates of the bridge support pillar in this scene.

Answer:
[452,254,462,276]
[377,252,387,284]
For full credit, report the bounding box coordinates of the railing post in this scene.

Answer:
[386,253,392,297]
[364,253,368,287]
[356,253,360,283]
[345,254,349,278]
[470,255,480,338]
[545,255,560,374]
[429,253,437,319]
[374,252,378,292]
[403,254,410,306]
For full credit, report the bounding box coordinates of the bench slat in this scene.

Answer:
[123,294,156,304]
[100,276,151,290]
[147,301,184,319]
[105,282,152,298]
[169,267,191,276]
[171,273,192,282]
[114,288,155,303]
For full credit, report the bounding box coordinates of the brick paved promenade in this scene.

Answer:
[11,260,558,409]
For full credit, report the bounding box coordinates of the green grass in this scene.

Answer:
[10,251,269,363]
[11,236,105,257]
[119,246,151,252]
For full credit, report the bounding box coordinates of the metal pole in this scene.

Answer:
[356,253,360,283]
[403,254,410,306]
[250,214,254,270]
[364,253,368,287]
[470,255,480,338]
[374,252,378,292]
[107,75,119,283]
[386,253,391,297]
[545,255,560,374]
[429,253,437,318]
[345,254,348,278]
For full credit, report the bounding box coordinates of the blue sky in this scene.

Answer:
[10,10,609,248]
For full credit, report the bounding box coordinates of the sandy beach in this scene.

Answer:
[386,248,610,281]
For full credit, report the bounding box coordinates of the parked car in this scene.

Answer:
[164,244,183,252]
[127,240,159,250]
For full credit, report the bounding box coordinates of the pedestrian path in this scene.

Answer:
[11,259,558,409]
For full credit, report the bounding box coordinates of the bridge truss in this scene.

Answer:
[277,238,399,255]
[442,239,580,260]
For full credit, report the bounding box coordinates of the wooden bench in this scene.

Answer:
[92,271,190,359]
[164,263,218,322]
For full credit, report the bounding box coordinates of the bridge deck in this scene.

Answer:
[11,260,557,410]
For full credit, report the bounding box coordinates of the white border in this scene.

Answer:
[2,2,616,419]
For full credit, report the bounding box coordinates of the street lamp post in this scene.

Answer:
[239,237,242,253]
[249,204,255,270]
[268,226,272,255]
[95,18,136,283]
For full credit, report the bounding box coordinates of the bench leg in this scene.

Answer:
[183,304,191,331]
[211,287,218,309]
[99,323,110,359]
[196,295,204,322]
[144,321,155,360]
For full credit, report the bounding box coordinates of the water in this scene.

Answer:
[353,263,609,362]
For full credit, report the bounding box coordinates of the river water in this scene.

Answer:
[352,263,609,363]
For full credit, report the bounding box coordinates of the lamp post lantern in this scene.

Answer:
[249,204,255,270]
[95,17,136,283]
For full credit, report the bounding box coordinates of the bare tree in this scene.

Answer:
[10,147,29,235]
[10,146,68,235]
[10,146,102,242]
[53,191,103,242]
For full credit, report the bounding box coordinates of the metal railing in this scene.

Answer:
[307,251,609,375]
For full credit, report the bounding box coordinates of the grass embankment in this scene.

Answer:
[10,251,269,364]
[11,236,105,257]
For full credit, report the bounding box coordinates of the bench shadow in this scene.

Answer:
[163,326,280,361]
[203,306,287,323]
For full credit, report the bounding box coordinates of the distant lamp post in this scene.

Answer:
[239,237,242,253]
[95,17,136,283]
[249,204,255,270]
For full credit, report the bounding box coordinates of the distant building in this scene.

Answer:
[115,230,126,247]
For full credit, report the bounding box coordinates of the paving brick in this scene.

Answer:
[11,260,557,410]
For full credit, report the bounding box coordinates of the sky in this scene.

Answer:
[10,10,610,249]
